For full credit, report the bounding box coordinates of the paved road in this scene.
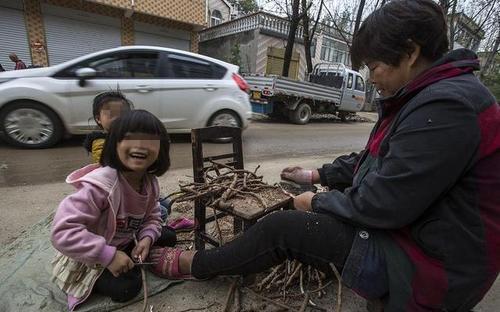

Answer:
[0,118,374,188]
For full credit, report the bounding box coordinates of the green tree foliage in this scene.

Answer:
[229,43,242,66]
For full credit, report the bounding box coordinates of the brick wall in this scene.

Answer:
[23,0,49,66]
[93,0,205,27]
[190,31,199,53]
[121,17,134,45]
[22,0,201,65]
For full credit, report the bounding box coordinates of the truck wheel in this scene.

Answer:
[0,102,64,148]
[290,103,311,125]
[338,111,348,122]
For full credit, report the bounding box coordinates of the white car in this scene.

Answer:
[0,46,252,148]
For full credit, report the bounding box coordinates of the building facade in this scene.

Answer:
[198,11,352,81]
[0,0,205,70]
[450,12,485,52]
[207,0,231,27]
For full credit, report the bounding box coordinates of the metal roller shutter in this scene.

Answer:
[134,22,190,51]
[42,4,121,66]
[0,1,31,71]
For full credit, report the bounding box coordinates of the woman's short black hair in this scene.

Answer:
[351,0,449,69]
[92,90,133,128]
[100,110,170,176]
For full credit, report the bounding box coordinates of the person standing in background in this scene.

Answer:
[9,53,27,70]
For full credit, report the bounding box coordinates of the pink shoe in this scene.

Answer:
[148,247,194,280]
[167,217,195,232]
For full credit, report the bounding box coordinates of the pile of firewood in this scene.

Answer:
[168,160,280,210]
[221,259,343,312]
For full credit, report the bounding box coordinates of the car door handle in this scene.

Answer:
[204,85,217,92]
[136,85,153,93]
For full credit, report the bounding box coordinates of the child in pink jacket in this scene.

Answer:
[51,110,171,311]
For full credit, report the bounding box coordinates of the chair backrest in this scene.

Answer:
[191,126,244,184]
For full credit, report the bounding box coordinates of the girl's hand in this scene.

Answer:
[107,250,134,277]
[293,192,315,212]
[132,237,152,263]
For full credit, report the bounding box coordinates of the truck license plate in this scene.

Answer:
[252,91,261,100]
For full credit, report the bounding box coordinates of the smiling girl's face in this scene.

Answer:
[117,133,160,173]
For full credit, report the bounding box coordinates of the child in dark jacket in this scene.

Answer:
[83,91,132,163]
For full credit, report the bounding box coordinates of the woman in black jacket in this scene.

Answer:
[149,1,500,310]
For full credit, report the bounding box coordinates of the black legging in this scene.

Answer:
[93,226,177,302]
[192,210,355,279]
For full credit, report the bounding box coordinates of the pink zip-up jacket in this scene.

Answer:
[51,164,162,310]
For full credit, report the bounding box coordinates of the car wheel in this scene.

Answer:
[0,102,64,148]
[207,110,241,143]
[290,103,311,125]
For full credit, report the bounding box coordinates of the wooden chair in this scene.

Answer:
[191,126,292,250]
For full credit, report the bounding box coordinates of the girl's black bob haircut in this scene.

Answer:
[350,0,449,69]
[100,109,170,176]
[92,90,133,128]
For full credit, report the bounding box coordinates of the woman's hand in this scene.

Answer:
[281,166,313,184]
[293,191,315,212]
[281,167,321,184]
[107,250,134,277]
[132,237,152,263]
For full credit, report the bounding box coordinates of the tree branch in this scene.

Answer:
[322,3,352,49]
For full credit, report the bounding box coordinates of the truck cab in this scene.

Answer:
[309,63,366,113]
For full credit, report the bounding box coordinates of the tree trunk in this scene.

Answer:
[352,0,366,71]
[302,0,312,74]
[448,0,457,50]
[282,0,301,77]
[439,0,450,15]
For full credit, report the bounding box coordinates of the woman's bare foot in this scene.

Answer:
[179,250,196,275]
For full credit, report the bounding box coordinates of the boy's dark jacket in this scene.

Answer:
[312,49,500,311]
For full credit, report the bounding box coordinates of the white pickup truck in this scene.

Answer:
[244,62,366,124]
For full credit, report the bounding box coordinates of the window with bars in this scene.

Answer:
[320,37,349,65]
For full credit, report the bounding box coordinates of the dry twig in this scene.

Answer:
[212,208,223,246]
[223,278,239,312]
[177,302,218,312]
[299,293,310,312]
[329,263,343,312]
[133,233,148,312]
[242,287,299,312]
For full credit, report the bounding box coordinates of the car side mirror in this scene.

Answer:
[75,67,96,87]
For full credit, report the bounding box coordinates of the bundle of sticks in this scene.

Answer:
[168,160,281,210]
[222,259,343,312]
